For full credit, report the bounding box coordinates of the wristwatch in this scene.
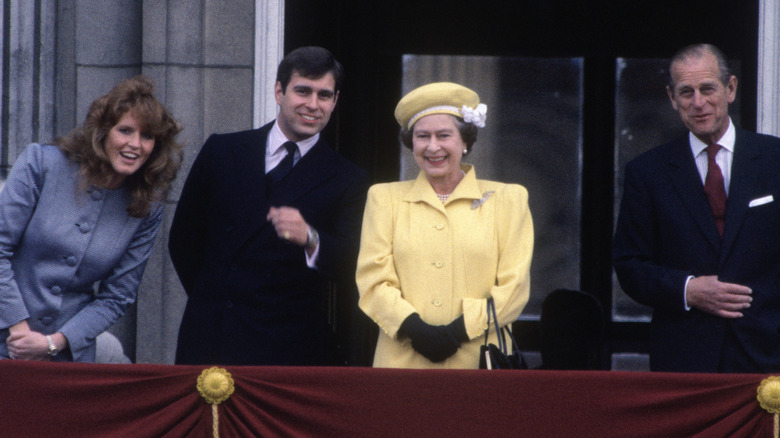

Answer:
[45,335,58,357]
[306,226,320,250]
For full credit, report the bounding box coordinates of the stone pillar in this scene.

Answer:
[254,0,285,127]
[758,0,780,137]
[2,0,58,167]
[72,1,143,120]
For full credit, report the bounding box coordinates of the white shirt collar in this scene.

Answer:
[267,121,320,157]
[689,117,735,157]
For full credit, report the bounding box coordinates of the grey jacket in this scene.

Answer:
[0,144,161,361]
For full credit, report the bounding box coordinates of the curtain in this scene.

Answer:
[0,361,772,437]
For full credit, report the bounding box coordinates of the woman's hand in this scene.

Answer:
[399,313,462,362]
[7,322,50,361]
[8,320,31,335]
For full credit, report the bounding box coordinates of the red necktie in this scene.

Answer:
[704,144,727,236]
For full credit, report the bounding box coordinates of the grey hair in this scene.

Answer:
[668,43,732,90]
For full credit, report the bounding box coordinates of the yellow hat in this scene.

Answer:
[394,82,487,130]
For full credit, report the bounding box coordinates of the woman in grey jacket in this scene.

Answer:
[0,76,183,362]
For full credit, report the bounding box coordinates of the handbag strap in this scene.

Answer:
[485,298,507,353]
[485,298,522,356]
[501,325,521,357]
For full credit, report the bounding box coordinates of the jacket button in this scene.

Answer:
[65,256,78,267]
[436,224,444,230]
[91,190,104,201]
[51,286,62,295]
[434,261,443,268]
[40,316,54,326]
[433,299,442,307]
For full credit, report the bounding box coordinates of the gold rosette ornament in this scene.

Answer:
[757,376,780,438]
[197,367,235,438]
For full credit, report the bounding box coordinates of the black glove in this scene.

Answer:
[399,313,462,363]
[444,315,469,343]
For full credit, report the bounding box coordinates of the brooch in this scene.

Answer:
[471,191,495,210]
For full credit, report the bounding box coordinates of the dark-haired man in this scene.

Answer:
[614,43,780,373]
[170,46,369,366]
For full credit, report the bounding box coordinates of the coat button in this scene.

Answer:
[65,256,78,267]
[436,224,444,230]
[434,261,443,268]
[51,286,62,295]
[433,299,442,307]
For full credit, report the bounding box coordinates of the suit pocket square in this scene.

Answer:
[749,195,774,207]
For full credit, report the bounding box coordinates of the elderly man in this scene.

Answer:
[613,43,780,373]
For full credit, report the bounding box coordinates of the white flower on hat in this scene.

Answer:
[461,103,487,128]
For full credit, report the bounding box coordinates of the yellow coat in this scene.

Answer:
[356,165,533,368]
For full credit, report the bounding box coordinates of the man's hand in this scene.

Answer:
[686,275,752,318]
[267,206,309,247]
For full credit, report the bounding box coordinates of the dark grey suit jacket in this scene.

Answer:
[170,122,369,366]
[614,129,780,372]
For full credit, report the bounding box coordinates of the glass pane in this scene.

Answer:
[612,58,741,321]
[400,55,584,318]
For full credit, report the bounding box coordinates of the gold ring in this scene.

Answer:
[283,231,291,240]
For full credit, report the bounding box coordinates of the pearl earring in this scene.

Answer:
[463,149,468,155]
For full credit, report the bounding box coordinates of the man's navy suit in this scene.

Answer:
[614,129,780,372]
[170,122,369,366]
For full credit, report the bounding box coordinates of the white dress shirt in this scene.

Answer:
[265,121,320,268]
[265,122,319,172]
[689,117,735,195]
[684,117,736,310]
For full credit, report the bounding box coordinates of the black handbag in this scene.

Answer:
[479,298,526,369]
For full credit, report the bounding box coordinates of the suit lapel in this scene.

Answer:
[228,124,274,255]
[666,137,722,252]
[720,130,761,262]
[228,135,338,257]
[266,139,338,206]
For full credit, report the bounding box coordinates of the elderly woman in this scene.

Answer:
[0,76,183,362]
[356,82,534,368]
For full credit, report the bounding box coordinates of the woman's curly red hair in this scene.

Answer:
[55,76,184,217]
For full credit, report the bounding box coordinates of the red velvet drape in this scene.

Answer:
[0,361,773,437]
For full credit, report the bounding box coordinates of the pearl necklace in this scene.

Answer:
[436,193,451,203]
[435,170,465,203]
